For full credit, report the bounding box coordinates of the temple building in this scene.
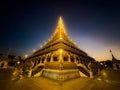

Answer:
[0,53,21,68]
[110,50,120,70]
[25,16,95,80]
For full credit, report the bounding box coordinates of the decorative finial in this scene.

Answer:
[110,49,117,60]
[56,16,66,34]
[58,16,63,26]
[110,49,112,53]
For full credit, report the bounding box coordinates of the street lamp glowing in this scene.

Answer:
[102,71,107,76]
[32,49,36,52]
[24,54,28,58]
[40,45,42,48]
[17,61,20,64]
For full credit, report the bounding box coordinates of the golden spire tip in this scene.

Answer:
[58,16,63,24]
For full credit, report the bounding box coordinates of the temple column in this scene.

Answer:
[59,49,63,62]
[74,55,77,64]
[59,53,63,62]
[40,58,42,63]
[44,55,47,64]
[68,55,71,62]
[50,55,53,62]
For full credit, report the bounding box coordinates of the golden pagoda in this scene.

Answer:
[26,16,95,80]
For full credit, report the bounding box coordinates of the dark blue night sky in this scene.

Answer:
[0,0,120,61]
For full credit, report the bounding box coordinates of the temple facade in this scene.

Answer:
[25,17,95,80]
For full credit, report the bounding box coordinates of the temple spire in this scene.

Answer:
[110,50,117,61]
[58,16,63,26]
[56,16,66,33]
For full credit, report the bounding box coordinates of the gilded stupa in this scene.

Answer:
[26,16,95,80]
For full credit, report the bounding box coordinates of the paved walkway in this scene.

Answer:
[1,77,119,90]
[0,68,120,90]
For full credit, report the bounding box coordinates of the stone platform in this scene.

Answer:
[42,69,80,81]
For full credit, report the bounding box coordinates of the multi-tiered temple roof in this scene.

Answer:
[25,16,95,80]
[28,17,92,61]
